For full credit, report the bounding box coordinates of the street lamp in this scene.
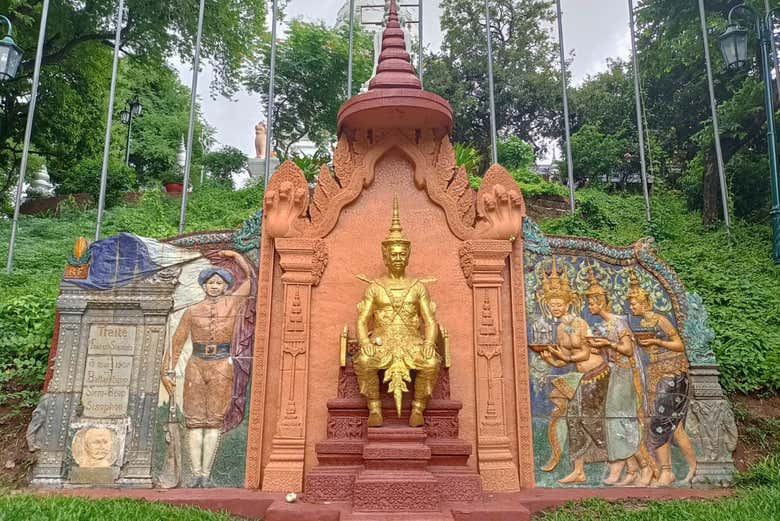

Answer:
[719,4,780,265]
[0,16,23,80]
[119,95,142,164]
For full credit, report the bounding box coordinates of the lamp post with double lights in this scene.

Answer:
[719,4,780,264]
[119,96,142,165]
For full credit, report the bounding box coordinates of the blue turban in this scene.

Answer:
[198,267,235,289]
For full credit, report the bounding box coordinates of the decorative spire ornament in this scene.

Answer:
[627,270,651,303]
[337,0,452,132]
[382,195,411,248]
[540,257,574,303]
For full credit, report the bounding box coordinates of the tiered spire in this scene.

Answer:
[337,0,453,132]
[368,0,422,91]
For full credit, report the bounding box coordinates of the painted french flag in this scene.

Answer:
[70,233,201,290]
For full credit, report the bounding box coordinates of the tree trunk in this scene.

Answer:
[701,148,722,226]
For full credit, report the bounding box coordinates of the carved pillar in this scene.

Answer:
[686,364,738,487]
[261,238,328,492]
[460,240,520,491]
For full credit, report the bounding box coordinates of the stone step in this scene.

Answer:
[367,426,427,442]
[353,470,441,512]
[343,512,454,521]
[363,442,432,461]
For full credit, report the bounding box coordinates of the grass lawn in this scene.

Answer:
[537,486,780,520]
[0,494,239,521]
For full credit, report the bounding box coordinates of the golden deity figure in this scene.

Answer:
[352,196,442,428]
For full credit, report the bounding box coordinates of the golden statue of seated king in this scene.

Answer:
[352,196,442,428]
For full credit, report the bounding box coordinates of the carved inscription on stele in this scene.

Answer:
[82,325,136,418]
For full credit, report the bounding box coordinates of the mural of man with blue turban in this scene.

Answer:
[161,250,254,487]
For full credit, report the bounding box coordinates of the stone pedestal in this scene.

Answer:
[305,361,482,516]
[28,269,178,487]
[248,157,279,183]
[686,364,738,487]
[353,427,440,512]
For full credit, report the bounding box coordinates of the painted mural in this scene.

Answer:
[525,233,697,488]
[153,246,257,488]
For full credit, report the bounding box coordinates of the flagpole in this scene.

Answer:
[484,0,498,164]
[628,0,652,221]
[94,0,125,242]
[697,0,732,236]
[418,0,423,86]
[347,0,355,97]
[178,0,206,235]
[6,0,51,273]
[555,0,575,215]
[263,0,279,188]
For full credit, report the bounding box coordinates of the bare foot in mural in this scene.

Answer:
[654,467,676,486]
[264,180,308,238]
[603,461,624,485]
[636,464,654,486]
[617,470,638,486]
[617,457,640,486]
[558,469,587,484]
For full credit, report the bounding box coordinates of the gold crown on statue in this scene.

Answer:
[583,265,608,297]
[541,257,574,302]
[382,194,411,249]
[627,270,651,302]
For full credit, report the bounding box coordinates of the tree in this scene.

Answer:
[424,0,561,165]
[497,136,535,172]
[569,60,635,138]
[58,157,136,208]
[0,0,266,206]
[634,0,776,224]
[247,20,373,156]
[112,58,210,187]
[566,60,657,185]
[563,124,629,185]
[203,146,248,189]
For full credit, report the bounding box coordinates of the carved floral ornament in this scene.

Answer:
[262,130,526,242]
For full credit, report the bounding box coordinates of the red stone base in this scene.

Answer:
[305,364,483,518]
[48,487,730,520]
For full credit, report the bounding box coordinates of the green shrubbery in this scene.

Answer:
[58,157,137,209]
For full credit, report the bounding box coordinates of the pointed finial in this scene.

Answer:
[627,270,650,302]
[390,194,402,232]
[383,194,410,247]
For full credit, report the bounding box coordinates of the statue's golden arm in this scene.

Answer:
[417,283,438,354]
[356,285,376,351]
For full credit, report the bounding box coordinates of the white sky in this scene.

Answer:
[173,0,632,158]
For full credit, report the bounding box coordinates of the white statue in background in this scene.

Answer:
[254,122,267,159]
